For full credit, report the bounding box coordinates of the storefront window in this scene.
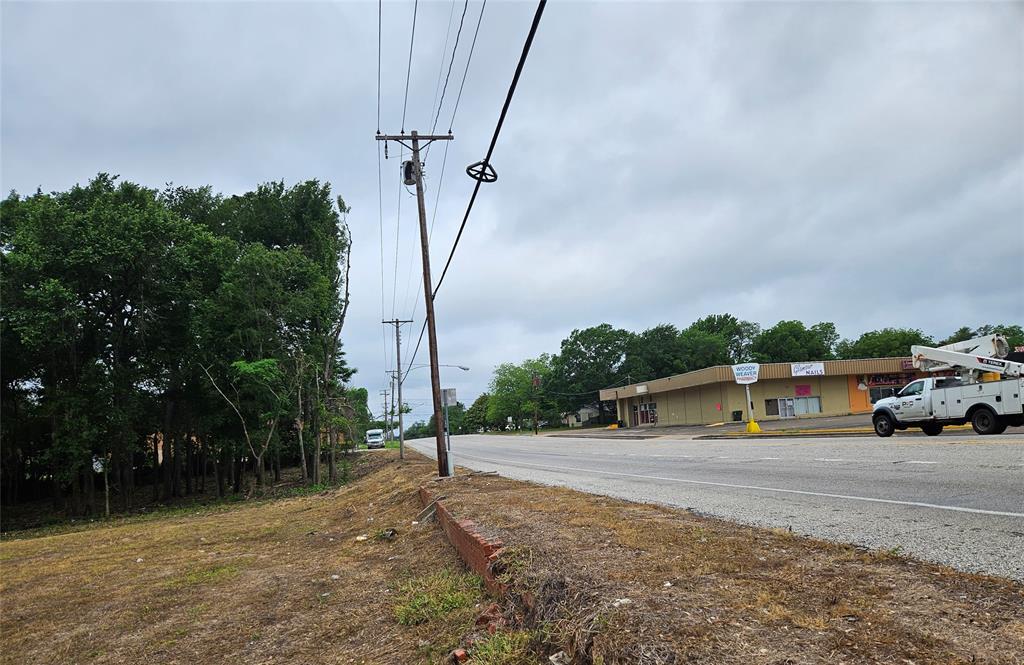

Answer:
[638,402,658,424]
[869,387,898,403]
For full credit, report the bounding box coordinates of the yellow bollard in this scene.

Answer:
[746,420,762,434]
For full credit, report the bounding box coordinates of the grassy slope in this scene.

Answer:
[0,453,488,665]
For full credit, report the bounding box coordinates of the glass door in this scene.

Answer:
[779,397,795,418]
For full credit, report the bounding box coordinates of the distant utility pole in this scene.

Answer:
[383,318,412,460]
[379,389,390,440]
[376,130,453,477]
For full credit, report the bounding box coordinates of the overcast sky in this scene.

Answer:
[3,1,1022,422]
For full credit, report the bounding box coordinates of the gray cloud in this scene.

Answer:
[3,1,1021,422]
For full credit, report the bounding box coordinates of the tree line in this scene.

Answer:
[1,174,372,521]
[423,316,1023,433]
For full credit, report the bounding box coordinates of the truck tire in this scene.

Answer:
[992,421,1008,435]
[873,413,895,438]
[921,422,943,436]
[971,407,1000,435]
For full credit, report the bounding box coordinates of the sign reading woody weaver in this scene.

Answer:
[732,363,760,385]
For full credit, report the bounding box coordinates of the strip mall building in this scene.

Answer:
[599,358,926,427]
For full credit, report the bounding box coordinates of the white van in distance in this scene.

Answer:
[364,429,385,449]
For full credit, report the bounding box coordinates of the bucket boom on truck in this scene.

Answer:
[911,334,1022,380]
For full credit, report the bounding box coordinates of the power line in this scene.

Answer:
[402,0,542,377]
[392,145,405,318]
[426,0,458,141]
[400,0,419,133]
[430,0,469,135]
[400,1,474,363]
[377,142,391,373]
[433,0,547,299]
[376,0,382,134]
[448,0,487,132]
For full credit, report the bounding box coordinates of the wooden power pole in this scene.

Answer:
[376,130,453,477]
[383,318,412,460]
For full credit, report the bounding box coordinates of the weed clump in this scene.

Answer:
[393,567,484,626]
[470,630,536,665]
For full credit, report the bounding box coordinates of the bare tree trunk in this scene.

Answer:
[82,466,95,516]
[273,445,281,483]
[162,400,175,500]
[328,427,337,483]
[199,441,207,493]
[313,429,322,485]
[152,434,161,502]
[215,454,225,498]
[122,450,133,511]
[296,373,308,482]
[103,453,110,518]
[185,435,194,495]
[233,451,242,494]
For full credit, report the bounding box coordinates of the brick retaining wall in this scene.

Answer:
[419,486,506,594]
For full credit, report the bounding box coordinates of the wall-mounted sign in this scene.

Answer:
[795,384,812,396]
[901,359,915,370]
[791,362,825,377]
[732,363,760,384]
[865,372,915,387]
[635,384,648,394]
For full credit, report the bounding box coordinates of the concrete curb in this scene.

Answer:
[695,432,877,440]
[419,485,507,595]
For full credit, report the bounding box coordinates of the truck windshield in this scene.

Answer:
[900,381,924,397]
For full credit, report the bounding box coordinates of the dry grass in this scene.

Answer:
[437,473,1024,665]
[0,452,486,665]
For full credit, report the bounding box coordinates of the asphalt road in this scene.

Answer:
[408,433,1024,580]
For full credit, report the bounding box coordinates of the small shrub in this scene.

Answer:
[393,568,483,625]
[471,630,535,665]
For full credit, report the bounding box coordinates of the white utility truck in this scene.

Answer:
[872,335,1024,437]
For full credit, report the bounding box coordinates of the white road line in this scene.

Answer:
[759,457,781,460]
[814,458,847,462]
[454,453,1024,519]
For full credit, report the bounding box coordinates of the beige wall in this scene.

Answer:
[617,375,858,427]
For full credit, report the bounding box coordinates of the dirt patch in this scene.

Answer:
[0,453,487,665]
[435,473,1024,665]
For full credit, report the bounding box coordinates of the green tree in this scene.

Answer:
[676,327,732,370]
[548,324,632,417]
[621,324,686,382]
[463,393,492,433]
[836,328,934,359]
[487,356,558,431]
[750,320,838,363]
[688,314,760,363]
[937,327,975,346]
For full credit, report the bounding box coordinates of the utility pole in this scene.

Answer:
[379,389,390,440]
[376,130,453,477]
[383,319,412,460]
[389,373,396,442]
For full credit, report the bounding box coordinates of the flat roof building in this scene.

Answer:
[599,357,930,427]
